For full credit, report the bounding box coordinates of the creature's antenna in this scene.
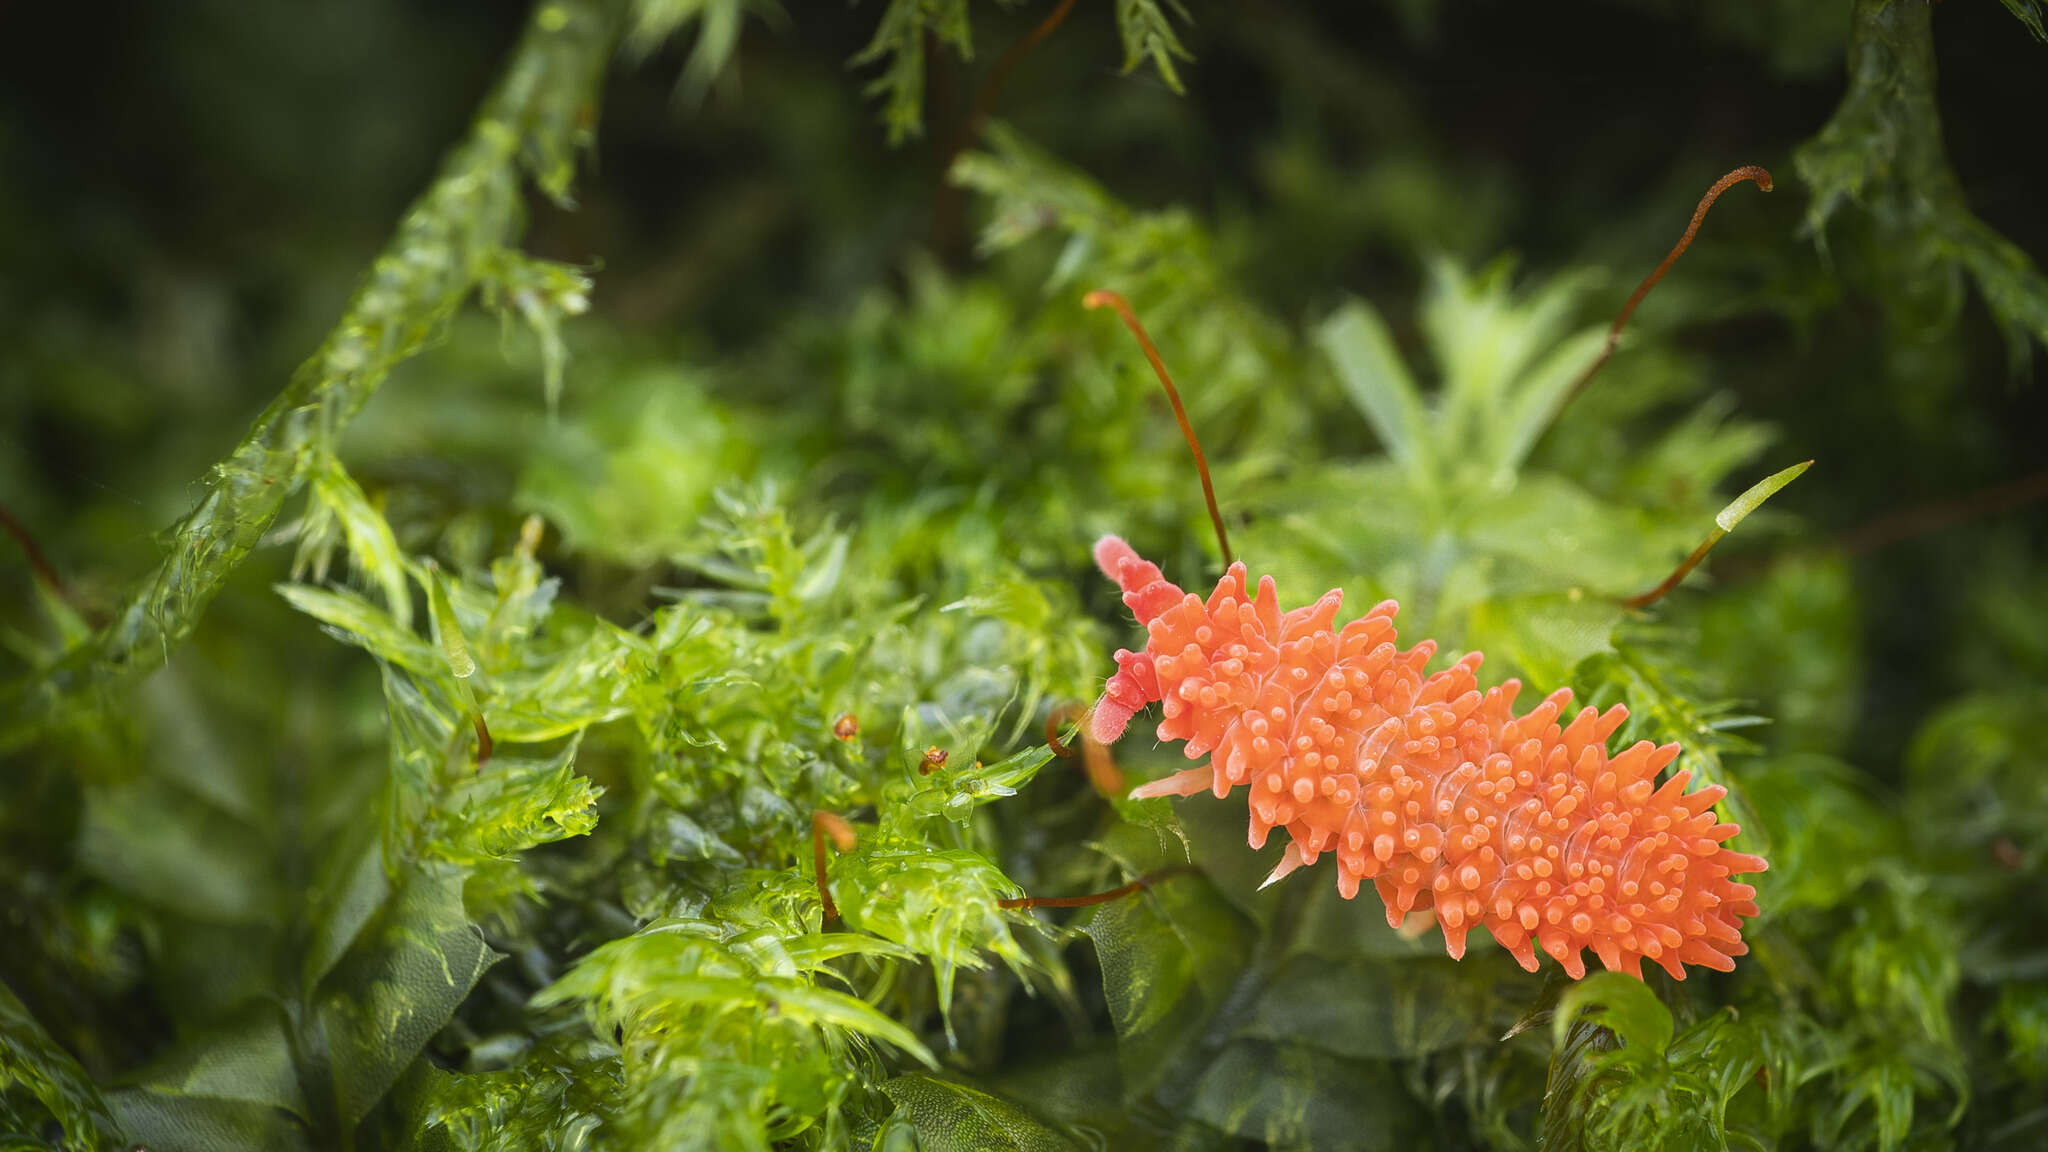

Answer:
[1084,290,1233,566]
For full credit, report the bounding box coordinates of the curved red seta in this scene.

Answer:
[1090,535,1766,981]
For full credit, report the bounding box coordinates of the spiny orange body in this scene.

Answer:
[1089,536,1766,980]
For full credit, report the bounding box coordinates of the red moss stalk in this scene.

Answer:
[1084,290,1233,566]
[812,810,858,925]
[997,866,1193,910]
[1561,165,1773,411]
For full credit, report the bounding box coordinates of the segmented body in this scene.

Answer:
[1089,536,1765,980]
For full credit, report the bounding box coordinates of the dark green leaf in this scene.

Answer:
[313,865,500,1126]
[879,1074,1086,1152]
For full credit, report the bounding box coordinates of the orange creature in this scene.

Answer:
[1089,536,1765,979]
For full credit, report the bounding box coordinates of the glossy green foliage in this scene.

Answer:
[3,0,2045,1150]
[535,920,934,1149]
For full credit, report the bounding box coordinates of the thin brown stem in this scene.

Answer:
[0,499,82,615]
[1834,466,2048,558]
[1047,702,1081,758]
[1623,459,1812,609]
[1561,165,1773,414]
[1620,534,1720,611]
[812,811,858,925]
[933,0,1080,258]
[969,0,1078,144]
[1084,290,1233,565]
[997,865,1194,910]
[471,712,495,768]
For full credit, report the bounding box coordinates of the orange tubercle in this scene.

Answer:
[1090,536,1767,981]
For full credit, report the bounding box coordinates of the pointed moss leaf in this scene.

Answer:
[853,0,971,144]
[479,250,590,413]
[2001,0,2048,38]
[765,985,937,1071]
[1950,218,2048,373]
[782,933,922,971]
[1543,992,1668,1152]
[833,847,1030,1035]
[0,980,127,1152]
[18,576,94,656]
[379,668,468,858]
[1664,1009,1770,1128]
[878,1074,1086,1152]
[1713,460,1812,534]
[1113,0,1192,92]
[471,631,636,746]
[1319,299,1428,474]
[627,0,759,99]
[290,536,636,746]
[315,864,501,1126]
[306,456,414,629]
[425,740,600,869]
[950,127,1119,257]
[427,568,478,680]
[277,583,441,675]
[944,578,1055,632]
[895,746,1056,825]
